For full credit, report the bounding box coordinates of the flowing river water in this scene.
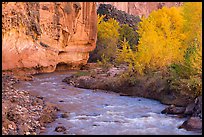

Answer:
[15,71,200,135]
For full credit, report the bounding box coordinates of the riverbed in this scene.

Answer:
[15,71,201,135]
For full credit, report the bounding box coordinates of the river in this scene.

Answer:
[15,71,200,135]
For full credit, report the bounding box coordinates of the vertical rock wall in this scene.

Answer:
[2,2,97,74]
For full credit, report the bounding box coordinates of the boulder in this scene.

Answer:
[184,96,202,119]
[193,96,202,119]
[179,117,202,131]
[184,102,196,115]
[161,105,186,114]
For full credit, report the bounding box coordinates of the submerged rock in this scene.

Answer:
[55,126,66,132]
[61,112,69,118]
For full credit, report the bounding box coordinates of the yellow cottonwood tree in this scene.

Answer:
[135,7,185,74]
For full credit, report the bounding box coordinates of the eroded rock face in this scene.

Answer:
[97,2,182,17]
[2,2,97,74]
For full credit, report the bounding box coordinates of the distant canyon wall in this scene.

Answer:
[97,2,182,17]
[2,2,97,74]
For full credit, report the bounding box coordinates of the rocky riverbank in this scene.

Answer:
[62,63,202,132]
[161,97,202,132]
[2,73,60,135]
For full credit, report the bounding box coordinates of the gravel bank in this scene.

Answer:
[2,73,60,135]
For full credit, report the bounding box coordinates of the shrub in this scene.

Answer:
[97,54,112,70]
[169,75,202,97]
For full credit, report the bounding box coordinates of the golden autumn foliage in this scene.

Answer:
[169,2,202,96]
[116,3,202,96]
[135,7,186,74]
[169,2,202,78]
[182,2,202,76]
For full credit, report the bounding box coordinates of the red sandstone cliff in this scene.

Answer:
[97,2,182,17]
[2,2,97,74]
